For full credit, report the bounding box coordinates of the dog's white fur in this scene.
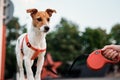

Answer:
[15,8,56,80]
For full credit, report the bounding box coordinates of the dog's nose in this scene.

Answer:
[44,26,50,32]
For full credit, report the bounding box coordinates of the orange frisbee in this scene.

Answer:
[87,49,119,70]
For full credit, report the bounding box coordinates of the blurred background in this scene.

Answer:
[1,0,120,80]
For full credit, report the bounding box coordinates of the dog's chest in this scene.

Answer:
[31,39,46,49]
[28,33,46,49]
[21,34,46,60]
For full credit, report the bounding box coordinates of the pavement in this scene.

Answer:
[53,78,120,80]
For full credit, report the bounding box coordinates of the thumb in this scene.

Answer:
[101,46,107,51]
[101,45,113,51]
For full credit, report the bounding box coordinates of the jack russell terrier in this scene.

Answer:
[15,8,56,80]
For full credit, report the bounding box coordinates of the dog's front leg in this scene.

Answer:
[24,57,34,80]
[35,53,45,80]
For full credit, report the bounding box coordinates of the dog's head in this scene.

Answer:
[27,8,56,32]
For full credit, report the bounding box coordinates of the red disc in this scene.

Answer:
[87,50,119,70]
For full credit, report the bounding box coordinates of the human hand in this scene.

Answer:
[102,45,120,60]
[102,48,119,60]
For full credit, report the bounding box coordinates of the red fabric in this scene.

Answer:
[20,34,46,60]
[41,53,62,79]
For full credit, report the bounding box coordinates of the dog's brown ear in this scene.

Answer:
[26,8,38,17]
[46,9,56,17]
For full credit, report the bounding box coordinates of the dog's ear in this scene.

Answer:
[46,9,56,17]
[26,8,38,17]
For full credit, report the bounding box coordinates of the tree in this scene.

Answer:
[110,24,120,44]
[79,27,109,54]
[47,18,82,61]
[5,17,26,79]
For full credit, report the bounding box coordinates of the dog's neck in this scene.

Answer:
[27,24,46,49]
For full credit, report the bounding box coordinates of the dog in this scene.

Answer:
[15,8,56,80]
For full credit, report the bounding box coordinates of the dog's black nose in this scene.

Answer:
[44,26,50,32]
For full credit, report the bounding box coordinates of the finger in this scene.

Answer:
[104,49,114,58]
[103,49,112,55]
[111,52,118,60]
[107,51,116,59]
[102,48,109,55]
[118,52,120,59]
[108,50,117,59]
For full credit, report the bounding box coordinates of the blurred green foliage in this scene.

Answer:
[47,18,82,61]
[110,24,120,44]
[5,17,26,79]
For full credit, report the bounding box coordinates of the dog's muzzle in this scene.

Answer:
[44,26,50,32]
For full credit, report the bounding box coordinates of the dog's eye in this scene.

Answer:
[37,18,42,22]
[47,18,50,22]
